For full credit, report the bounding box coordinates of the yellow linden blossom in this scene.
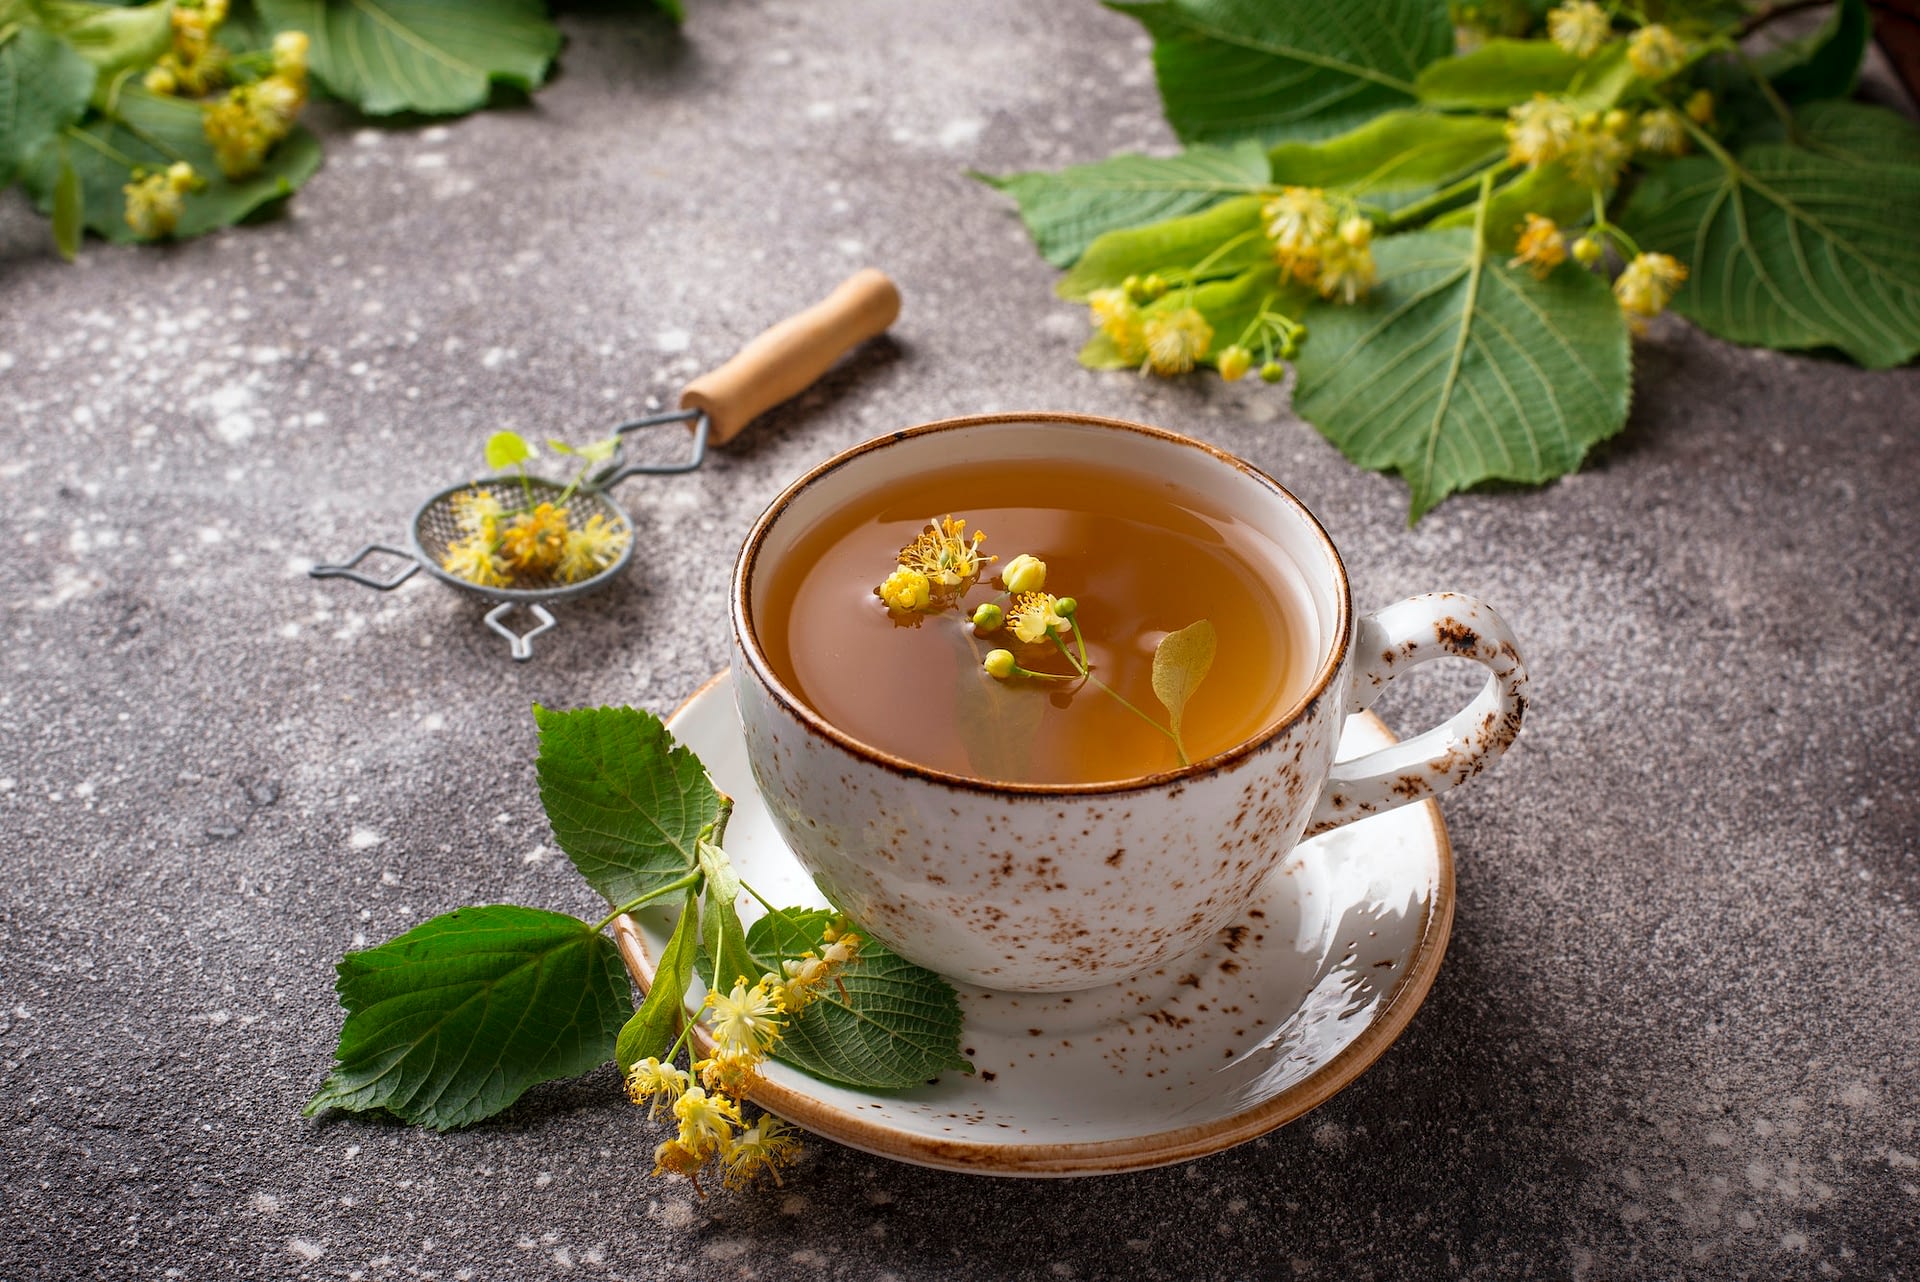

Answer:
[877,566,932,612]
[1614,252,1688,320]
[1506,95,1579,168]
[201,46,309,179]
[1000,553,1046,594]
[1142,307,1212,376]
[500,503,569,573]
[1262,187,1335,278]
[1628,24,1687,80]
[705,976,785,1058]
[1685,89,1715,126]
[1636,107,1689,156]
[557,513,630,583]
[450,487,505,534]
[1314,217,1377,304]
[441,533,510,588]
[1509,215,1567,280]
[697,1049,762,1097]
[1562,116,1633,187]
[1009,592,1073,644]
[1547,1,1610,58]
[653,1137,707,1181]
[1088,288,1147,363]
[273,30,310,78]
[625,1056,691,1119]
[673,1086,742,1156]
[122,163,199,240]
[722,1115,803,1191]
[149,0,232,96]
[898,515,992,589]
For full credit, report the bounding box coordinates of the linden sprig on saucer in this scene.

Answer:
[875,516,1216,766]
[308,705,970,1195]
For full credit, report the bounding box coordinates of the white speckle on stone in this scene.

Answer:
[288,1239,324,1262]
[523,845,549,865]
[206,1010,232,1026]
[207,382,258,443]
[350,826,383,850]
[938,118,984,149]
[1781,1231,1808,1251]
[73,781,94,799]
[535,1171,553,1188]
[654,328,691,353]
[1887,1149,1917,1169]
[1311,1121,1346,1151]
[420,712,445,731]
[198,526,224,544]
[251,1191,280,1214]
[704,1239,750,1262]
[765,48,794,65]
[279,623,301,639]
[285,555,313,576]
[1840,1082,1875,1108]
[779,1192,808,1215]
[482,347,515,369]
[353,129,382,147]
[655,1198,697,1230]
[836,238,866,257]
[344,1144,361,1159]
[421,126,451,143]
[806,101,837,121]
[411,152,449,169]
[250,346,285,365]
[0,779,13,791]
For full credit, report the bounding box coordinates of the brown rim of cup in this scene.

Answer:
[731,411,1355,798]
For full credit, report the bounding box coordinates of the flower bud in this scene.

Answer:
[1001,553,1046,594]
[1215,345,1252,382]
[1139,273,1167,301]
[971,602,1004,631]
[1260,360,1286,383]
[1572,235,1603,267]
[983,649,1016,680]
[1052,597,1077,618]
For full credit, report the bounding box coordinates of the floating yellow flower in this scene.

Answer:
[1142,306,1212,375]
[1000,553,1046,594]
[1547,1,1610,58]
[1509,215,1567,280]
[557,513,630,582]
[877,566,932,612]
[499,502,569,573]
[722,1115,802,1191]
[1628,24,1687,80]
[704,976,785,1058]
[983,648,1016,679]
[1614,252,1688,319]
[1506,95,1579,168]
[897,515,992,589]
[1009,592,1073,645]
[1314,218,1377,305]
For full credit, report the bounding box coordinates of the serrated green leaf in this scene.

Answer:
[256,0,561,116]
[485,429,531,470]
[1757,0,1866,103]
[0,29,96,183]
[744,909,970,1090]
[50,153,82,260]
[533,704,722,907]
[1058,194,1266,300]
[1413,38,1583,109]
[615,887,699,1073]
[1269,109,1507,210]
[1619,101,1920,369]
[1433,161,1589,251]
[28,0,173,79]
[1151,618,1215,751]
[697,838,756,991]
[1077,265,1289,370]
[1292,223,1631,521]
[306,904,630,1131]
[1107,0,1450,146]
[977,141,1270,269]
[19,84,321,241]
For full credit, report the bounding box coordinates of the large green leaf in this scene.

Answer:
[19,83,321,241]
[1269,109,1507,210]
[1413,38,1583,109]
[1620,101,1920,369]
[745,909,971,1090]
[1758,0,1867,103]
[1107,0,1451,145]
[256,0,560,116]
[306,905,631,1131]
[0,29,95,182]
[978,141,1270,268]
[27,0,173,79]
[1292,224,1631,521]
[533,704,723,908]
[1433,161,1589,251]
[1057,194,1267,300]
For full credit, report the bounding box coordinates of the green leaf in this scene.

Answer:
[1758,0,1867,103]
[1107,0,1451,145]
[256,0,562,116]
[19,84,321,242]
[652,0,685,22]
[615,887,699,1073]
[484,429,531,470]
[1057,194,1266,300]
[1562,40,1635,113]
[28,0,174,80]
[1077,265,1288,370]
[977,141,1270,269]
[50,153,82,260]
[1151,618,1215,750]
[533,704,723,907]
[0,30,96,183]
[697,838,757,992]
[1619,101,1920,369]
[306,904,631,1131]
[745,909,971,1090]
[1291,223,1631,521]
[1433,160,1589,251]
[1413,38,1583,109]
[1269,109,1507,209]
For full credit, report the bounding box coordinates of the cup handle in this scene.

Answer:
[1305,592,1529,838]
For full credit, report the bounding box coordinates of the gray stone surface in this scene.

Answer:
[3,2,1918,1278]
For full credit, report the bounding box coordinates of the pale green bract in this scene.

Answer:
[1151,619,1217,755]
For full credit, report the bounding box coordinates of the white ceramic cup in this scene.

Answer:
[730,414,1527,992]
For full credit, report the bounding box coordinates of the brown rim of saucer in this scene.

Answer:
[612,673,1453,1178]
[729,411,1356,798]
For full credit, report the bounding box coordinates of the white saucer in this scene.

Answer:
[611,671,1453,1177]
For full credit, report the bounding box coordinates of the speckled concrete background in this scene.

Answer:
[3,2,1917,1279]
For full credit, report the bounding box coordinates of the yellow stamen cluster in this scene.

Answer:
[1007,590,1073,645]
[1142,307,1213,375]
[1546,1,1611,58]
[122,163,200,240]
[201,31,310,179]
[1088,287,1147,363]
[1259,188,1378,305]
[1314,217,1378,305]
[1562,112,1634,188]
[876,515,993,610]
[1635,108,1690,157]
[1506,95,1580,168]
[627,921,862,1194]
[1613,252,1688,324]
[440,490,631,588]
[1509,215,1568,280]
[1628,24,1687,80]
[145,0,232,97]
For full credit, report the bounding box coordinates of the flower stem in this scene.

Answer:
[1382,162,1516,231]
[592,870,704,935]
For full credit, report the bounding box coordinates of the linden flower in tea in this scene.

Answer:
[873,516,1217,766]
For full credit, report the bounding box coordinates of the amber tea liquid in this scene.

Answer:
[756,456,1316,785]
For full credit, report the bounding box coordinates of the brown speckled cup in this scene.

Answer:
[731,414,1527,992]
